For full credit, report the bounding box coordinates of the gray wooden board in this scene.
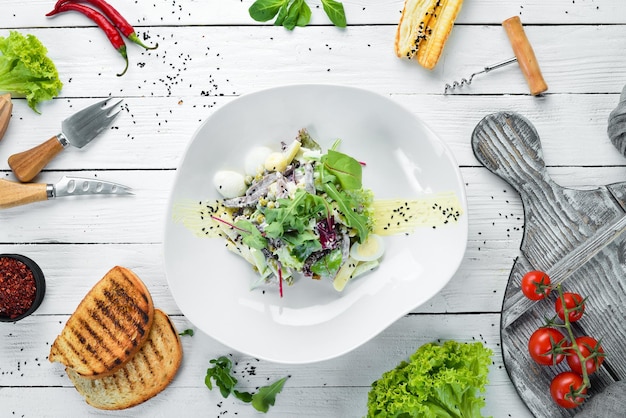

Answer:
[471,112,625,418]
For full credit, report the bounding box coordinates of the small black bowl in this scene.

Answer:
[0,254,46,322]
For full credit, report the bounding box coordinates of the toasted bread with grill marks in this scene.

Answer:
[66,309,183,410]
[49,266,154,379]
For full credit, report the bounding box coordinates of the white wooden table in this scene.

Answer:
[1,1,625,416]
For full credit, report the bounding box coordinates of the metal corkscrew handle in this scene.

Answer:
[444,57,518,94]
[444,16,548,95]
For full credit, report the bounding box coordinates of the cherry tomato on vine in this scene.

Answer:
[555,292,585,322]
[520,270,551,300]
[528,327,566,366]
[567,336,605,375]
[550,371,587,408]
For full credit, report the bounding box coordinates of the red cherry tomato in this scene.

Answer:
[520,270,551,300]
[555,292,585,322]
[567,336,605,375]
[528,328,566,366]
[550,371,587,409]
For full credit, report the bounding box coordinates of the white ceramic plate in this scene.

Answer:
[164,85,468,364]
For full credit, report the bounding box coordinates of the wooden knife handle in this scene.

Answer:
[502,16,548,96]
[0,93,12,142]
[7,136,65,182]
[0,179,48,209]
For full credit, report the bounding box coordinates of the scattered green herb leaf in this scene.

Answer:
[205,356,289,413]
[248,0,286,22]
[321,0,347,28]
[179,328,194,337]
[249,0,346,30]
[252,377,289,413]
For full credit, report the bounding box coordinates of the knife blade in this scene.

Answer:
[7,98,123,182]
[0,176,132,209]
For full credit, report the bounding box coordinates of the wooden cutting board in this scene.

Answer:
[471,112,626,418]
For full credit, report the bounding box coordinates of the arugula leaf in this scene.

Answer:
[234,219,268,250]
[324,183,369,243]
[251,377,289,413]
[205,356,289,414]
[178,328,194,337]
[263,189,327,238]
[205,356,240,398]
[249,0,287,22]
[321,0,347,28]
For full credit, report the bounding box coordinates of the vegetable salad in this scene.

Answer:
[207,129,383,296]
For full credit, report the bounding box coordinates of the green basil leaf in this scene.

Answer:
[283,0,303,30]
[274,1,289,26]
[296,1,312,27]
[321,0,347,28]
[249,0,287,22]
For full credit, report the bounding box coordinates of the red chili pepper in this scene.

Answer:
[47,2,129,76]
[52,0,157,50]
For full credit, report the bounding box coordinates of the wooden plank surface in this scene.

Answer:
[1,0,626,417]
[472,112,626,417]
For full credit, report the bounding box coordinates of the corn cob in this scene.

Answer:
[394,0,464,70]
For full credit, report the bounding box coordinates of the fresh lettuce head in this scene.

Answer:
[0,31,63,113]
[367,340,493,418]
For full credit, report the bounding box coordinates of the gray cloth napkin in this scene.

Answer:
[608,85,626,156]
[573,380,626,418]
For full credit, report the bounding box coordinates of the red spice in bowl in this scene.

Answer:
[0,254,45,322]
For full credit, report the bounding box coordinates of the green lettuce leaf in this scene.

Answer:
[367,341,493,418]
[0,31,62,113]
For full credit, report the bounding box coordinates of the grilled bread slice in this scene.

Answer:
[66,309,183,410]
[49,266,154,379]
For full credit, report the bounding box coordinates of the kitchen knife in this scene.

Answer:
[7,98,123,182]
[0,176,132,209]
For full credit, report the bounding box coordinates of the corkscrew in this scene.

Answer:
[444,16,548,96]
